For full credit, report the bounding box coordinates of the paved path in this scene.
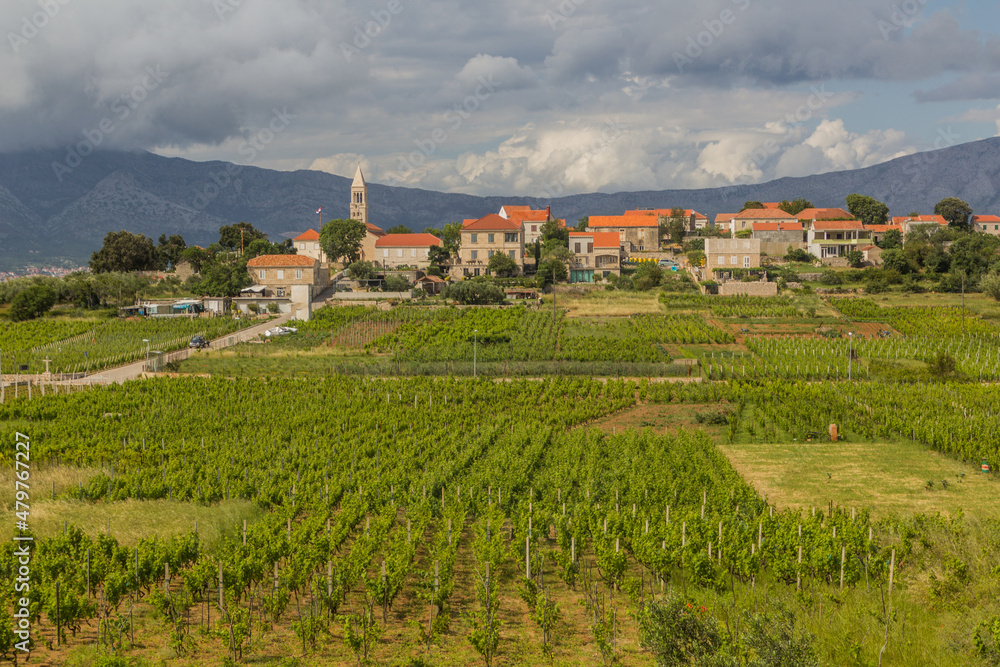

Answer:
[74,314,292,385]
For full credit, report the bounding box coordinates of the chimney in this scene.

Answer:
[546,206,551,220]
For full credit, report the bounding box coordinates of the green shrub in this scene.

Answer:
[818,270,843,285]
[9,284,57,321]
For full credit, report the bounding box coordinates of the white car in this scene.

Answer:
[264,326,298,337]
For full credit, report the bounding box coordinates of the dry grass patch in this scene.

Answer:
[557,288,665,317]
[719,440,996,518]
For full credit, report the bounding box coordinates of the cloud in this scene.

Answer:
[914,74,1000,103]
[453,54,537,91]
[775,119,912,177]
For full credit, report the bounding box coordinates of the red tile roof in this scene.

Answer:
[366,223,385,237]
[374,233,442,247]
[568,231,592,238]
[508,211,550,223]
[973,215,1000,223]
[761,202,783,209]
[752,222,803,232]
[247,254,317,267]
[733,208,796,220]
[588,215,658,228]
[463,214,521,231]
[715,213,738,223]
[863,224,902,232]
[812,220,864,231]
[796,207,853,221]
[593,232,620,249]
[294,229,320,241]
[891,215,947,225]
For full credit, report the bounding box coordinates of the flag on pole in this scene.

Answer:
[316,207,322,214]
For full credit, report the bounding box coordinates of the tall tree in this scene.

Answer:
[244,238,295,259]
[386,225,413,235]
[934,197,973,228]
[219,222,268,252]
[487,252,519,277]
[845,194,889,226]
[320,218,367,264]
[156,234,187,270]
[9,284,57,321]
[576,216,589,231]
[89,230,159,273]
[540,219,568,244]
[666,207,687,244]
[878,229,903,250]
[778,198,813,216]
[741,201,765,210]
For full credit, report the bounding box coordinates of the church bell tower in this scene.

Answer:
[350,165,368,226]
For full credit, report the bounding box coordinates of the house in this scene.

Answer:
[714,213,738,234]
[567,231,623,283]
[243,254,329,320]
[972,214,1000,236]
[587,214,659,252]
[416,274,447,294]
[624,208,708,231]
[293,229,327,263]
[863,224,902,245]
[360,223,386,264]
[705,238,761,273]
[807,220,871,260]
[860,244,882,266]
[750,222,805,256]
[891,215,947,235]
[375,233,442,269]
[453,214,525,277]
[728,208,797,235]
[499,205,555,247]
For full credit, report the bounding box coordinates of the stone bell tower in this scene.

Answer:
[350,164,368,226]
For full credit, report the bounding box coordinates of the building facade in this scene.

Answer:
[567,231,622,282]
[375,233,442,269]
[587,215,659,253]
[453,214,525,277]
[705,238,761,273]
[807,220,870,259]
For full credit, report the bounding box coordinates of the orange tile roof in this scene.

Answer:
[734,208,796,220]
[593,232,620,249]
[762,202,783,209]
[973,215,1000,223]
[891,215,947,225]
[374,233,442,247]
[588,215,658,228]
[863,224,902,232]
[500,205,532,215]
[463,214,521,231]
[366,223,385,237]
[812,220,864,231]
[568,231,593,238]
[247,254,317,267]
[715,213,738,223]
[508,210,550,223]
[294,229,320,241]
[462,218,479,228]
[796,208,853,220]
[752,222,803,231]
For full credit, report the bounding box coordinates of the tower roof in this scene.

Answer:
[352,165,366,187]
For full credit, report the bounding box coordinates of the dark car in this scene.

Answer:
[189,335,209,349]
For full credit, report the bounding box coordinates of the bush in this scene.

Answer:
[639,597,722,666]
[818,270,843,285]
[845,249,864,268]
[444,280,505,305]
[266,302,280,314]
[346,260,375,280]
[981,273,1000,301]
[383,274,411,292]
[784,248,813,263]
[864,279,888,294]
[247,302,260,314]
[9,284,57,321]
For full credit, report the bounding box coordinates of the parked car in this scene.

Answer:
[657,259,678,267]
[189,335,209,349]
[264,326,299,337]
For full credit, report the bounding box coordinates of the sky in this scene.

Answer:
[2,0,1000,197]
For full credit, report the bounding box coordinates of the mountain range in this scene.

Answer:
[2,138,1000,270]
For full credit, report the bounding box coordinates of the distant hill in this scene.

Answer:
[2,138,1000,269]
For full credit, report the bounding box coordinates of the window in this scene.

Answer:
[471,250,478,260]
[276,288,285,297]
[743,256,750,268]
[574,242,581,253]
[488,250,495,258]
[397,249,403,257]
[313,243,319,250]
[471,233,478,243]
[505,233,518,243]
[258,270,265,280]
[276,269,284,280]
[488,233,495,243]
[730,256,737,266]
[587,243,593,253]
[295,269,302,280]
[298,243,305,250]
[411,248,417,258]
[530,225,537,232]
[383,249,389,257]
[509,250,516,259]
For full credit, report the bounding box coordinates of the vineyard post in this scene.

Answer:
[526,536,531,578]
[87,549,91,598]
[243,520,246,545]
[55,580,60,647]
[571,536,575,563]
[889,549,895,594]
[474,329,478,377]
[840,545,845,590]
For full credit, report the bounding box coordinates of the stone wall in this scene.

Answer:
[719,281,778,297]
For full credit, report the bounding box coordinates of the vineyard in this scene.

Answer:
[0,316,250,375]
[0,377,997,665]
[829,297,994,335]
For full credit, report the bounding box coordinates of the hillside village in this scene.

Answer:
[221,166,998,320]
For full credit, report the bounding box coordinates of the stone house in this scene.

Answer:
[751,222,805,256]
[375,233,442,270]
[293,229,327,263]
[567,231,623,283]
[863,224,902,245]
[972,215,1000,236]
[705,238,761,273]
[728,208,797,235]
[453,214,525,277]
[807,220,871,260]
[243,254,329,320]
[587,214,659,253]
